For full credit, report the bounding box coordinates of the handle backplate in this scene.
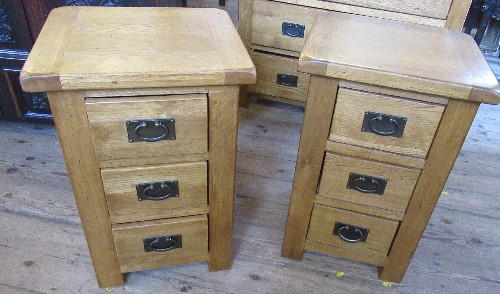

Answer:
[282,22,305,38]
[333,222,369,243]
[277,73,298,87]
[126,118,176,143]
[143,234,182,252]
[347,173,387,195]
[361,111,407,138]
[136,180,179,201]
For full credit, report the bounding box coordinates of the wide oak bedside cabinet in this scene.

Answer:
[19,7,255,288]
[281,12,500,283]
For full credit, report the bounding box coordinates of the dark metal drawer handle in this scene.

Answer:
[126,118,176,143]
[277,73,298,87]
[282,22,305,38]
[136,180,179,201]
[143,234,182,252]
[347,173,387,195]
[333,222,369,243]
[361,112,407,138]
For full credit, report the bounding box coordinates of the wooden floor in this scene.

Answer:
[0,95,499,293]
[1,1,500,293]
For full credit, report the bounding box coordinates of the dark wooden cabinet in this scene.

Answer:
[0,0,184,121]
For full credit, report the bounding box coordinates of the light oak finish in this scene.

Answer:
[20,7,254,288]
[306,205,399,266]
[239,0,472,106]
[112,215,209,273]
[20,7,255,92]
[47,91,124,287]
[207,86,239,271]
[248,51,310,103]
[101,162,208,224]
[299,12,500,104]
[318,153,420,215]
[85,94,208,163]
[329,88,445,158]
[251,0,320,52]
[281,76,339,260]
[325,141,425,169]
[380,99,479,282]
[283,13,499,283]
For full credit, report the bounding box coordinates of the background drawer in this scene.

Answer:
[112,215,208,273]
[329,88,445,158]
[252,0,320,52]
[247,51,310,103]
[102,161,208,224]
[306,205,398,266]
[86,94,208,162]
[323,0,452,19]
[318,153,420,215]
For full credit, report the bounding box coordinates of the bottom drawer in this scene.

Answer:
[248,50,310,103]
[306,205,398,266]
[112,215,208,273]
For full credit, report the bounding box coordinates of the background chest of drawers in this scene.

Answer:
[20,7,255,288]
[238,0,473,106]
[281,12,500,283]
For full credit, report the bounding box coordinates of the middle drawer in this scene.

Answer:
[318,153,420,214]
[101,161,208,224]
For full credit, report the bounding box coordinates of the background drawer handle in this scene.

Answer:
[143,234,182,252]
[136,180,179,201]
[277,74,298,87]
[282,22,305,38]
[126,119,176,142]
[333,222,369,243]
[347,173,387,195]
[361,112,407,138]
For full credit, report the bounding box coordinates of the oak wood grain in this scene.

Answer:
[207,86,239,270]
[112,215,208,273]
[101,161,208,224]
[281,76,338,260]
[47,90,124,287]
[299,12,500,104]
[20,7,255,92]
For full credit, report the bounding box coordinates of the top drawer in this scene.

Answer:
[86,94,208,162]
[252,0,320,52]
[329,88,445,158]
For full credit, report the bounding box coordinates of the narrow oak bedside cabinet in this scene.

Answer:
[19,7,255,288]
[281,12,500,283]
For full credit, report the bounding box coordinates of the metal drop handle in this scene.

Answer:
[136,180,179,201]
[338,226,366,243]
[134,121,170,142]
[143,183,173,200]
[149,237,178,251]
[282,22,305,38]
[352,177,381,194]
[368,115,399,136]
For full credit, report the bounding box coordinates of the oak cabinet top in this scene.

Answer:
[20,7,256,92]
[299,12,500,105]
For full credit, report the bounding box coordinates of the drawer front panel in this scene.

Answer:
[329,88,445,158]
[102,161,208,224]
[86,94,208,162]
[252,0,320,52]
[248,51,310,103]
[306,205,398,265]
[318,153,420,213]
[112,215,208,273]
[320,0,452,19]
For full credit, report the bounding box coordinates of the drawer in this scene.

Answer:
[86,94,208,162]
[318,153,420,214]
[102,161,208,224]
[252,0,320,52]
[248,51,310,103]
[306,205,398,266]
[112,215,208,273]
[329,88,445,158]
[323,0,452,19]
